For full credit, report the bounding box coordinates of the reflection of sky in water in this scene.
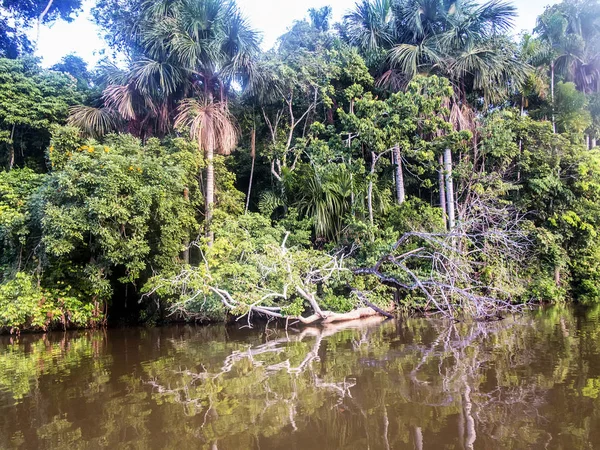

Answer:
[0,306,600,449]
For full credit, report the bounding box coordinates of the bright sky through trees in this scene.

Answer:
[35,0,559,67]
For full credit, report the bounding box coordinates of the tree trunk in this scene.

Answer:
[413,426,423,450]
[521,94,525,116]
[245,127,256,214]
[394,145,405,205]
[368,152,375,226]
[349,156,355,214]
[36,0,54,50]
[206,145,215,246]
[438,154,447,229]
[444,148,455,230]
[517,138,522,182]
[182,187,190,263]
[8,123,16,170]
[592,137,597,149]
[551,60,556,134]
[585,134,590,150]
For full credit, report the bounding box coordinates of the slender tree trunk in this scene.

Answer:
[36,0,54,50]
[444,148,455,230]
[413,426,423,450]
[349,156,355,214]
[592,137,597,149]
[182,187,190,264]
[245,127,256,214]
[8,123,16,170]
[368,152,375,226]
[394,145,405,205]
[517,139,522,182]
[585,134,590,150]
[438,154,447,229]
[551,60,556,134]
[521,94,525,116]
[206,145,215,246]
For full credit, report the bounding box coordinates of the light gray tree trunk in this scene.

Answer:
[36,0,54,50]
[413,426,423,450]
[182,187,190,263]
[585,134,590,150]
[368,151,375,226]
[394,145,405,205]
[551,60,556,134]
[592,137,597,149]
[438,154,447,229]
[206,144,215,246]
[245,127,256,214]
[444,148,455,230]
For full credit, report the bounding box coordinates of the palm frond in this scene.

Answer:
[67,105,121,138]
[175,99,239,156]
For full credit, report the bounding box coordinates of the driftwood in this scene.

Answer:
[210,286,392,327]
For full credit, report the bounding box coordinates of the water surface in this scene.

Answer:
[1,306,600,449]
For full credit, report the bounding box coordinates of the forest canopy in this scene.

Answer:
[1,0,600,332]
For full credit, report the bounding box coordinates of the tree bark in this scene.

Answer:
[551,60,556,134]
[205,144,215,246]
[438,154,447,229]
[443,148,455,230]
[182,187,190,264]
[368,151,375,226]
[394,145,405,205]
[592,137,597,149]
[245,127,256,214]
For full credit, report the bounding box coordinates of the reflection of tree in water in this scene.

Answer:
[2,306,600,449]
[139,309,600,449]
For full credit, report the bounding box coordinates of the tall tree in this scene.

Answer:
[73,0,260,244]
[344,0,528,105]
[0,0,83,56]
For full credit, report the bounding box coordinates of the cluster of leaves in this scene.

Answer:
[0,125,202,331]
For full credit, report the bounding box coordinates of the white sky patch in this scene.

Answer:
[33,0,560,68]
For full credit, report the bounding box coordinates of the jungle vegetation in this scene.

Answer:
[1,0,600,331]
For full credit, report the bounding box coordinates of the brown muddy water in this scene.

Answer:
[1,306,600,449]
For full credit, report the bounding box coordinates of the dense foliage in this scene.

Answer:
[1,0,600,331]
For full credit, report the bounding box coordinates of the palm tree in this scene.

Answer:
[517,33,550,116]
[345,0,528,105]
[343,0,394,53]
[175,99,238,243]
[536,1,600,96]
[296,164,353,240]
[70,0,259,244]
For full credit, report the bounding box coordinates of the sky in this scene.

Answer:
[34,0,560,68]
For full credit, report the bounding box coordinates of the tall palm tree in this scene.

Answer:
[140,0,259,243]
[70,0,259,244]
[345,0,528,105]
[175,99,238,243]
[536,2,600,99]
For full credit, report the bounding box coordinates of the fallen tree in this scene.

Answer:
[143,193,532,325]
[354,186,533,319]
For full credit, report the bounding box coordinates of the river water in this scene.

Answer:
[1,306,599,449]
